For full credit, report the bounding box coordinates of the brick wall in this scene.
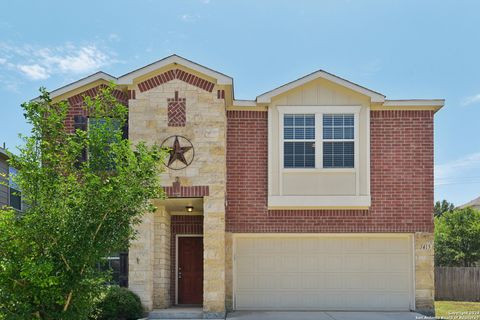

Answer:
[170,215,203,304]
[226,109,434,233]
[65,85,128,132]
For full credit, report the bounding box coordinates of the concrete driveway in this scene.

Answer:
[226,311,430,320]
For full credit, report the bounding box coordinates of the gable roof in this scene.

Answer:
[48,71,117,100]
[458,196,480,209]
[117,54,233,85]
[44,54,233,100]
[256,69,386,103]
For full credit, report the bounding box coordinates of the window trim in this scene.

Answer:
[277,105,361,196]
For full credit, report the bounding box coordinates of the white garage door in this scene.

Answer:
[234,235,413,311]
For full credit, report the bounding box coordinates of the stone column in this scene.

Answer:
[129,211,155,311]
[225,232,234,312]
[203,196,226,318]
[415,232,435,316]
[153,204,171,308]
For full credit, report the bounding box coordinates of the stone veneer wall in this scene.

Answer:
[415,232,435,315]
[129,76,227,317]
[153,205,171,308]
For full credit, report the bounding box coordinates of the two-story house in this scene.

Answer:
[47,55,443,317]
[0,146,21,211]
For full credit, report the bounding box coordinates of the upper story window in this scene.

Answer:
[281,109,358,170]
[8,167,21,211]
[283,114,315,168]
[323,114,354,168]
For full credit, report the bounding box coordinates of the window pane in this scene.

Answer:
[305,115,315,126]
[294,142,305,154]
[344,154,354,167]
[284,127,294,139]
[284,155,294,168]
[284,142,315,168]
[323,127,332,139]
[344,127,354,139]
[305,142,315,155]
[344,141,354,154]
[294,128,305,139]
[344,114,354,126]
[323,114,333,126]
[333,127,343,139]
[9,188,21,210]
[305,155,315,167]
[323,142,354,168]
[284,114,294,126]
[284,142,294,154]
[294,115,305,126]
[323,154,333,168]
[333,115,343,126]
[305,127,315,139]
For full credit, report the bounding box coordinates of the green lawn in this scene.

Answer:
[435,301,480,319]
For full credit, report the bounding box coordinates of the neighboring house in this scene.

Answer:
[458,196,480,210]
[46,55,443,317]
[0,146,21,211]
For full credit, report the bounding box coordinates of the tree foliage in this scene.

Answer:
[0,85,167,319]
[435,207,480,267]
[434,199,455,217]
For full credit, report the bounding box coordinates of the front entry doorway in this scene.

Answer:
[177,236,203,305]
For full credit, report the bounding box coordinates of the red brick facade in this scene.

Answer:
[65,84,128,132]
[225,109,434,233]
[170,215,203,304]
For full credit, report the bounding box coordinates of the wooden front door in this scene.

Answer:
[178,236,203,305]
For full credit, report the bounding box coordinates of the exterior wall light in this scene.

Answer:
[186,206,194,212]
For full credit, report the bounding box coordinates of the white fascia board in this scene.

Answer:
[40,72,117,101]
[233,99,257,107]
[268,195,371,209]
[117,54,233,85]
[257,70,385,103]
[384,99,445,107]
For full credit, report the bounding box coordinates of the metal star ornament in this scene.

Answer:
[167,136,192,167]
[161,135,195,170]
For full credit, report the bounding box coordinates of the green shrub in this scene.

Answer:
[96,286,144,320]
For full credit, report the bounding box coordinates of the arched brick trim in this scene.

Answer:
[137,68,215,93]
[163,185,209,198]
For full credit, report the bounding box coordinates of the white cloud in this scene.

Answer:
[180,14,199,22]
[435,152,480,186]
[200,0,210,4]
[17,64,49,80]
[0,42,115,81]
[0,58,6,65]
[462,94,480,106]
[37,45,110,74]
[108,33,120,42]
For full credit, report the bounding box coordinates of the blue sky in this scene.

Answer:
[1,0,479,206]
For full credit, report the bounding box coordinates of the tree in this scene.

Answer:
[434,199,455,217]
[435,207,480,267]
[0,85,167,319]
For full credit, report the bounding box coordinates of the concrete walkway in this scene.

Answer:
[226,311,430,320]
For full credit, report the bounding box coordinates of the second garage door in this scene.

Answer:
[234,235,413,311]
